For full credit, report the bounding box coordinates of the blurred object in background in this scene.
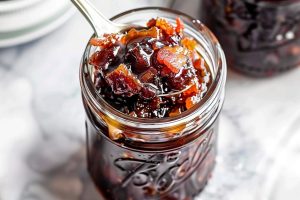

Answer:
[0,0,175,48]
[200,0,300,77]
[0,0,74,47]
[92,0,174,17]
[260,131,300,200]
[170,0,201,18]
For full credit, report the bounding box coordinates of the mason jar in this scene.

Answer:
[201,0,300,77]
[80,7,227,200]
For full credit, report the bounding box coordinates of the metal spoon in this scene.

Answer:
[71,0,195,98]
[70,0,130,37]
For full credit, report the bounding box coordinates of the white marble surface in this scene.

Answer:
[1,1,300,200]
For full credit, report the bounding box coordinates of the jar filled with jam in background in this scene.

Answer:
[201,0,300,77]
[80,8,226,200]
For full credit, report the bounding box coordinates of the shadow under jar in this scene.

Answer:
[201,0,300,77]
[80,8,227,200]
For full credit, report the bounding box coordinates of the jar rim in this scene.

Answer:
[80,7,227,129]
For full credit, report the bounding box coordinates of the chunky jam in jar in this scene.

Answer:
[88,18,210,119]
[80,8,226,200]
[201,0,300,76]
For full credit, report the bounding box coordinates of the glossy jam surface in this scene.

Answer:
[89,18,211,118]
[201,0,300,76]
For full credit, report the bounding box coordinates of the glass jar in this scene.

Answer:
[80,8,227,200]
[201,0,300,77]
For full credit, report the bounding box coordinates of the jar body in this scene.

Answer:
[80,7,227,200]
[201,0,300,76]
[85,103,218,200]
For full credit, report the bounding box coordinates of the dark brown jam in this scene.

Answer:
[83,16,219,200]
[85,112,217,200]
[201,0,300,76]
[89,18,211,118]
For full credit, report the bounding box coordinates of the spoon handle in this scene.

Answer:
[71,0,119,36]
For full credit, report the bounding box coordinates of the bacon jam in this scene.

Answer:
[88,18,211,118]
[82,14,225,200]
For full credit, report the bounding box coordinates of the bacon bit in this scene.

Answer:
[156,18,175,35]
[157,46,188,74]
[90,33,119,48]
[193,57,204,69]
[147,18,157,28]
[89,51,102,69]
[181,37,197,50]
[194,59,201,69]
[89,46,120,70]
[185,97,195,109]
[182,38,200,64]
[176,17,184,34]
[121,27,160,44]
[183,83,200,96]
[194,57,208,72]
[186,94,202,109]
[106,64,142,96]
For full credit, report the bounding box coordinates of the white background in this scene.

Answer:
[0,0,299,200]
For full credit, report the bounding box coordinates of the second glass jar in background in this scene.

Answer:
[201,0,300,77]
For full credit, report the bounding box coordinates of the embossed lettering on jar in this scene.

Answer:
[201,0,300,76]
[80,8,227,200]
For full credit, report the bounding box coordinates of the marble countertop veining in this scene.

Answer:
[1,1,300,200]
